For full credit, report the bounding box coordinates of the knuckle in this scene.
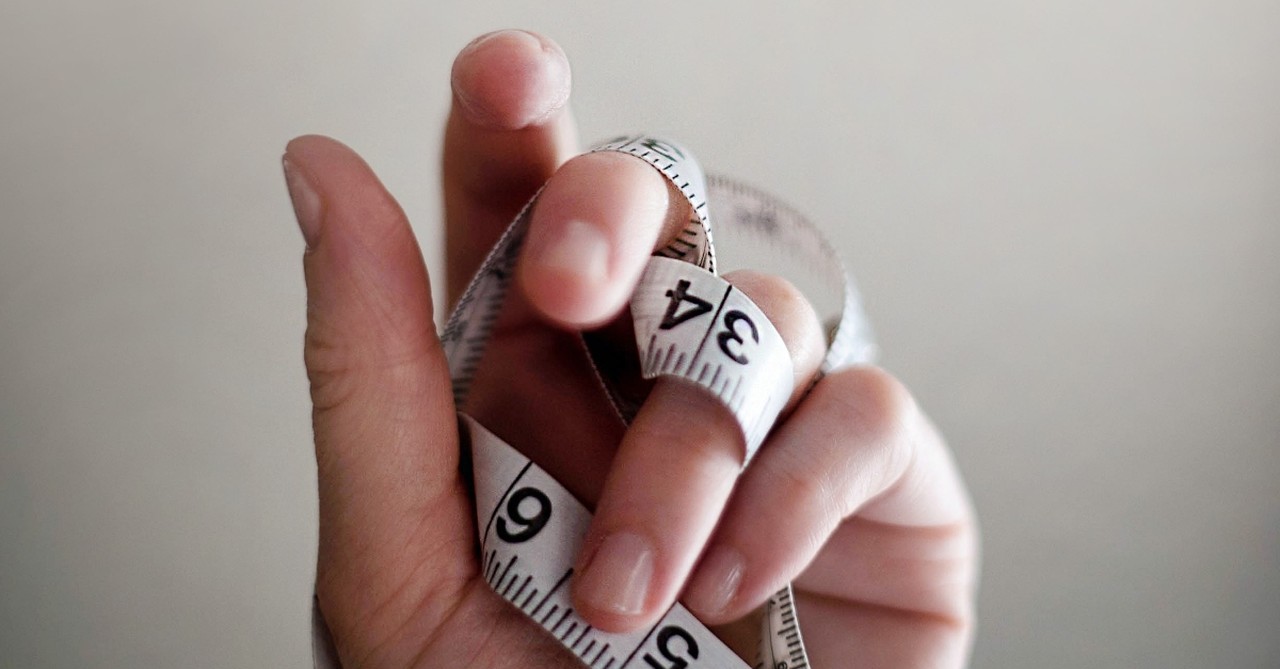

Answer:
[819,366,919,490]
[773,452,838,513]
[303,313,442,414]
[755,450,844,549]
[825,366,916,444]
[548,151,672,216]
[724,270,808,321]
[303,323,360,413]
[552,151,639,190]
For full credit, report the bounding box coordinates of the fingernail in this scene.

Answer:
[282,156,322,248]
[528,219,610,284]
[452,29,570,128]
[686,546,744,616]
[577,532,653,616]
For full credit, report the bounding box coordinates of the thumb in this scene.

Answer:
[284,136,475,663]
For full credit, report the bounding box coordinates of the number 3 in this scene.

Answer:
[717,310,758,365]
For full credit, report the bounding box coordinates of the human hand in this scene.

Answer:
[283,29,978,669]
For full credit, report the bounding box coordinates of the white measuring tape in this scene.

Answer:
[313,136,876,668]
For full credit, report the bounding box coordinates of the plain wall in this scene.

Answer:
[1,1,1277,666]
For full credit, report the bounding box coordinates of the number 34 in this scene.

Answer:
[659,280,759,365]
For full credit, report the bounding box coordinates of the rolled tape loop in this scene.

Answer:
[631,256,793,463]
[315,135,876,669]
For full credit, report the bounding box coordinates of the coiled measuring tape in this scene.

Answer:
[313,136,875,668]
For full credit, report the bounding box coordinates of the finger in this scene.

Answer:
[571,272,825,632]
[791,591,973,669]
[444,29,578,305]
[284,136,472,660]
[682,367,977,627]
[518,151,691,328]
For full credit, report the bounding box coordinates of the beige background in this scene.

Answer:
[2,1,1278,666]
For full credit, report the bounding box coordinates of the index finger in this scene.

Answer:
[443,29,579,305]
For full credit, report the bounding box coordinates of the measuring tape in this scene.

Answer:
[312,136,876,668]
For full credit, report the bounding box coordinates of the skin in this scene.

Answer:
[283,29,979,669]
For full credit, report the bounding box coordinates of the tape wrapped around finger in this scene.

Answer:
[631,256,793,464]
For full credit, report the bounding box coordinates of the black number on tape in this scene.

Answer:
[717,310,759,365]
[642,625,700,669]
[495,487,552,544]
[660,280,713,330]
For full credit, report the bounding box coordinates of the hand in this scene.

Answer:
[283,29,978,669]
